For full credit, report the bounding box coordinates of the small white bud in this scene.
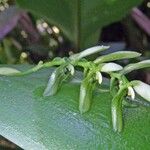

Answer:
[128,86,135,100]
[38,60,43,65]
[96,72,103,84]
[67,64,75,75]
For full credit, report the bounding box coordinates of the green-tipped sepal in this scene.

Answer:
[43,64,74,96]
[121,59,150,75]
[111,86,127,132]
[79,76,95,114]
[70,45,109,60]
[94,51,141,64]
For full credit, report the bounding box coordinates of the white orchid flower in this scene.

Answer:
[133,80,150,102]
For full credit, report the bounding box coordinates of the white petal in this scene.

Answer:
[128,86,135,100]
[79,45,109,58]
[96,72,102,84]
[139,60,150,64]
[101,63,123,72]
[70,45,109,60]
[133,81,150,102]
[0,67,20,75]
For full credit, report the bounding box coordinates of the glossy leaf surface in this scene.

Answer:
[0,65,149,150]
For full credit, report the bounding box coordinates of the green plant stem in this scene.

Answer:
[110,77,118,97]
[8,56,98,77]
[10,59,66,76]
[111,86,127,132]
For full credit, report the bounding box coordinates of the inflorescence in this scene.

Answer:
[1,45,150,132]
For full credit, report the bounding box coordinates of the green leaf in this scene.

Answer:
[0,6,22,40]
[101,63,123,73]
[0,65,149,149]
[133,80,150,102]
[121,60,150,74]
[122,99,138,108]
[94,51,141,64]
[16,0,142,50]
[0,67,20,75]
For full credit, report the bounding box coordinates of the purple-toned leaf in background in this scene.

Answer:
[0,6,39,42]
[131,7,150,36]
[0,6,22,40]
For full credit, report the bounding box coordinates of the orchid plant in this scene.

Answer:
[0,45,149,132]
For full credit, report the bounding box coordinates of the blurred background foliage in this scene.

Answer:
[16,0,142,50]
[0,0,150,149]
[0,0,149,63]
